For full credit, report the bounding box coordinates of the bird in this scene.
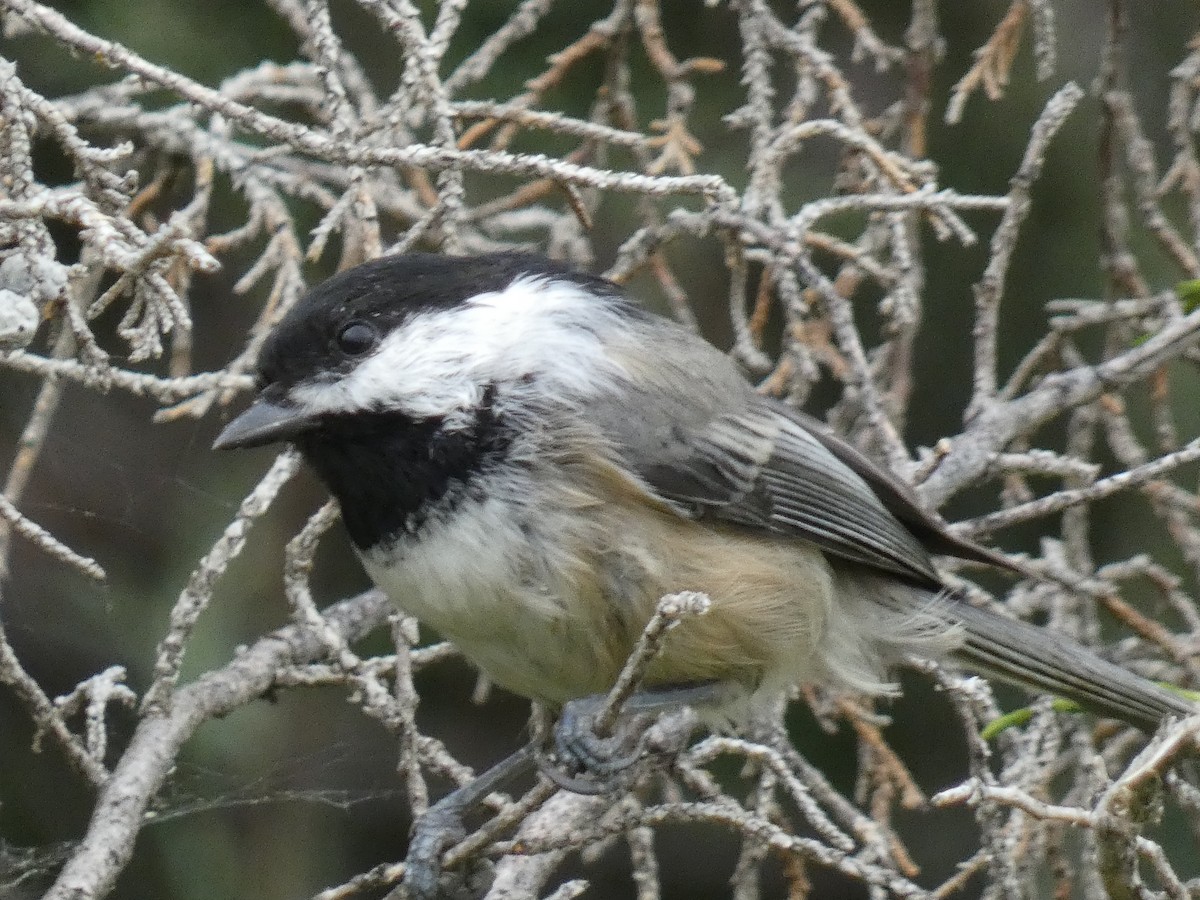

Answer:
[214,250,1193,892]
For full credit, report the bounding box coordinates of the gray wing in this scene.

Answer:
[785,408,1018,571]
[618,396,945,589]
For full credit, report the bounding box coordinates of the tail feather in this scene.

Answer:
[946,601,1194,732]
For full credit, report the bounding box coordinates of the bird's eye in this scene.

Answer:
[336,321,378,356]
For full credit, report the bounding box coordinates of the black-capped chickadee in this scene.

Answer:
[215,252,1193,733]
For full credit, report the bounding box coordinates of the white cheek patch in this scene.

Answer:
[290,343,482,423]
[290,276,628,425]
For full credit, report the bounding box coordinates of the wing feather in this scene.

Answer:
[621,398,944,588]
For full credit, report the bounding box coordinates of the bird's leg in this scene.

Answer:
[398,744,536,900]
[544,682,722,794]
[400,685,717,895]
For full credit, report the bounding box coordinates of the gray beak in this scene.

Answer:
[213,397,317,450]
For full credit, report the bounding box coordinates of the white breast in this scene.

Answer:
[357,487,628,703]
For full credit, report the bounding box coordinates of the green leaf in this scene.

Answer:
[980,698,1081,740]
[1177,279,1200,313]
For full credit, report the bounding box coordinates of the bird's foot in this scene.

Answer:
[395,746,535,900]
[542,694,652,794]
[541,685,717,794]
[399,802,472,900]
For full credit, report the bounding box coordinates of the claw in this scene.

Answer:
[396,746,536,899]
[543,685,719,792]
[547,695,652,790]
[401,805,469,900]
[535,745,625,795]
